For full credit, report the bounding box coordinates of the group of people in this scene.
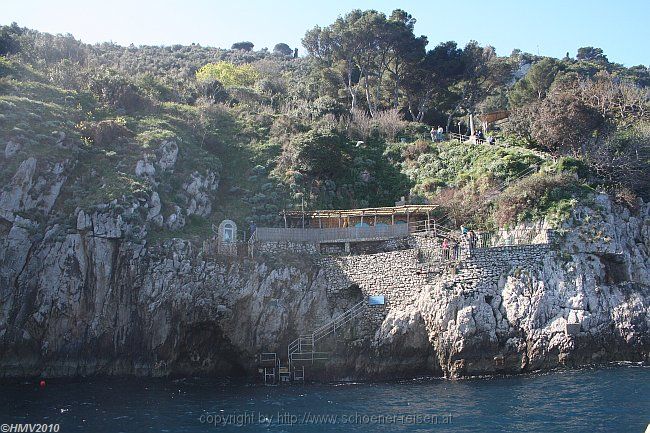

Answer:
[440,238,458,261]
[461,225,478,249]
[430,126,445,142]
[475,130,496,144]
[440,226,479,260]
[430,125,496,145]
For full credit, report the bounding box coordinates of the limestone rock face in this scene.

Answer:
[0,158,36,221]
[76,209,92,231]
[183,171,218,217]
[158,140,178,171]
[135,159,156,179]
[146,192,163,226]
[374,306,430,349]
[320,196,649,378]
[0,192,647,379]
[4,140,21,158]
[0,230,331,377]
[165,205,185,230]
[0,158,68,222]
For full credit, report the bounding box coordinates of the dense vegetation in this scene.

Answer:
[1,10,648,240]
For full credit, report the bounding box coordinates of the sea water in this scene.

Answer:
[1,365,648,432]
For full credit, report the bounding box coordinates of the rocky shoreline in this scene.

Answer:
[1,193,648,380]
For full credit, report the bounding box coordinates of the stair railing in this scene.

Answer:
[287,299,367,364]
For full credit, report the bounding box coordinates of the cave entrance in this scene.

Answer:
[598,253,629,284]
[343,283,363,300]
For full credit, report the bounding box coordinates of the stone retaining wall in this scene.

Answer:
[320,242,551,330]
[254,231,553,336]
[255,240,318,255]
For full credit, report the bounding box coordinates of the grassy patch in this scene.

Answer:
[401,140,547,195]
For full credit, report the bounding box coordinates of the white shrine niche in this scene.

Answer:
[218,219,237,243]
[217,220,239,256]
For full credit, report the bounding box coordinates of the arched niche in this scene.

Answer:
[218,219,237,243]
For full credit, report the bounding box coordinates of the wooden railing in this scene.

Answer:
[471,229,551,248]
[408,219,461,240]
[448,132,488,145]
[253,224,410,243]
[250,219,464,248]
[419,243,463,264]
[419,228,553,268]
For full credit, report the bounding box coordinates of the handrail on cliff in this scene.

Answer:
[448,132,488,145]
[419,228,553,267]
[247,230,257,258]
[287,299,367,366]
[311,300,366,342]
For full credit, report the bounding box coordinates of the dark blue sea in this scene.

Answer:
[1,365,648,432]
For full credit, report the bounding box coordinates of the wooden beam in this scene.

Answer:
[282,204,440,219]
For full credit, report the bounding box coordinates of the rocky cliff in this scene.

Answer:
[358,197,650,378]
[1,151,648,379]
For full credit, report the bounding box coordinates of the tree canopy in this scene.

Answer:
[231,41,254,51]
[576,46,608,63]
[273,43,293,56]
[1,14,648,224]
[195,61,259,87]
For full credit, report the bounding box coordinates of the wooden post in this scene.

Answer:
[360,211,364,226]
[391,212,395,225]
[426,211,430,232]
[469,112,475,137]
[374,214,377,226]
[338,212,342,228]
[283,211,287,228]
[318,216,322,229]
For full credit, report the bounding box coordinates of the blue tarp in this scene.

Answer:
[368,295,385,305]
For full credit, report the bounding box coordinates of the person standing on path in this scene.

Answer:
[442,238,450,260]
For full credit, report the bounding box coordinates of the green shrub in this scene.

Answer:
[195,62,259,87]
[555,156,590,178]
[494,172,581,226]
[0,56,11,77]
[89,69,150,112]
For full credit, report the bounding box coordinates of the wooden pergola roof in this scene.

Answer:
[282,204,439,218]
[479,110,510,123]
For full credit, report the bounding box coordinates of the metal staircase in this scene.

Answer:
[258,352,279,385]
[287,299,367,370]
[257,299,368,384]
